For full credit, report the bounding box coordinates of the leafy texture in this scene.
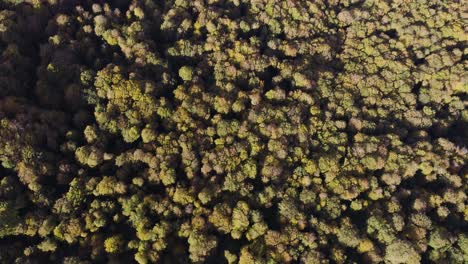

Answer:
[0,0,466,263]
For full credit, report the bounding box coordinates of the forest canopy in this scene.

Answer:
[0,0,466,263]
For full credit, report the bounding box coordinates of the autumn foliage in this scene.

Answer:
[0,0,466,263]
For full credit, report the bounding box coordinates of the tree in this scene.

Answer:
[384,240,421,264]
[104,235,124,253]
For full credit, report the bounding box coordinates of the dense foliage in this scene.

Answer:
[0,0,466,263]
